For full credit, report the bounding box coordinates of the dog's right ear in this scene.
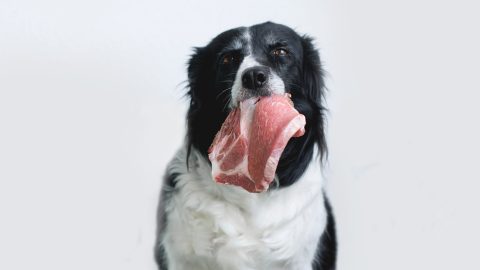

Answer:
[187,47,212,108]
[186,46,218,164]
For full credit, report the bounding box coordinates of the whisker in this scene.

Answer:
[222,96,232,112]
[225,71,239,78]
[218,79,234,84]
[216,87,232,99]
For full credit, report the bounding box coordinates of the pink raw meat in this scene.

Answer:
[208,94,306,193]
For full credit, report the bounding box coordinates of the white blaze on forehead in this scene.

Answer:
[244,28,252,54]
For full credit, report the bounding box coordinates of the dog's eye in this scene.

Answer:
[272,48,289,57]
[222,54,237,65]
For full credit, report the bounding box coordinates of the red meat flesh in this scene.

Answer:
[208,94,306,193]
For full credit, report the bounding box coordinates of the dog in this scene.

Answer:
[155,22,336,270]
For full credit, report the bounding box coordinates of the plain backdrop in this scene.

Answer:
[1,0,479,269]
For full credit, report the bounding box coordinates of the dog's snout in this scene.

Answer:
[241,67,269,90]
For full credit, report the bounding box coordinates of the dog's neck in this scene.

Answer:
[179,144,325,211]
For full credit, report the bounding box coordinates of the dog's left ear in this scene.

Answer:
[301,36,327,158]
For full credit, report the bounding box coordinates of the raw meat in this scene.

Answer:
[208,94,306,192]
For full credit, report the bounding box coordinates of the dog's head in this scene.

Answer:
[186,22,326,187]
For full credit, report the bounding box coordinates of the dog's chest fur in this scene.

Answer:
[160,147,327,270]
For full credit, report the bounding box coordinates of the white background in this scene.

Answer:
[1,0,479,269]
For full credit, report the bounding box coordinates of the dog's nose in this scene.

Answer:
[242,67,269,91]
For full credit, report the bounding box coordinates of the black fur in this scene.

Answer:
[313,197,338,270]
[186,22,327,188]
[156,21,336,269]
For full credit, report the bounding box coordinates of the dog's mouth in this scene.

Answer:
[231,90,265,108]
[230,87,290,109]
[209,93,304,193]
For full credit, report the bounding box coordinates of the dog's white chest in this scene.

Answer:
[161,151,327,270]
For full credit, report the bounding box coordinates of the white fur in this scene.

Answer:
[230,56,286,107]
[230,28,286,107]
[244,28,252,54]
[160,145,327,270]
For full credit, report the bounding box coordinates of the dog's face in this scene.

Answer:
[187,22,326,187]
[214,24,304,107]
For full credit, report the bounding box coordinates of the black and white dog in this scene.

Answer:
[155,22,336,270]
